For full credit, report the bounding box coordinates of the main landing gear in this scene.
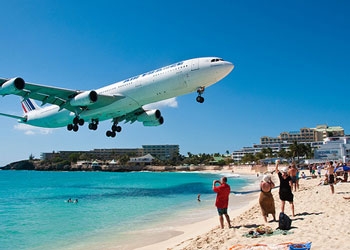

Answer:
[106,122,122,138]
[88,119,99,131]
[67,116,84,132]
[196,86,205,103]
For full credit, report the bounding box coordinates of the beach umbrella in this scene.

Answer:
[334,165,350,172]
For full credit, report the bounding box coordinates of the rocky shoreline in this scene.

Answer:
[0,160,226,172]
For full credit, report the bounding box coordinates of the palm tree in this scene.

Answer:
[289,141,313,162]
[278,148,288,159]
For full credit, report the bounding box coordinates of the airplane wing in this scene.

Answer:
[0,77,124,114]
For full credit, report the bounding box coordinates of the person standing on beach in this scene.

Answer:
[325,161,335,194]
[275,161,295,217]
[288,163,299,192]
[259,174,276,223]
[213,177,232,229]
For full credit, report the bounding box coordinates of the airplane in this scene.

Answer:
[0,57,234,137]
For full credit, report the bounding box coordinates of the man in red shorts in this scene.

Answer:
[213,177,232,229]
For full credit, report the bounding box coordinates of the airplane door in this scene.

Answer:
[191,59,199,71]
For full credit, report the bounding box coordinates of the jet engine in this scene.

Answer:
[137,109,164,126]
[70,91,98,106]
[0,77,25,95]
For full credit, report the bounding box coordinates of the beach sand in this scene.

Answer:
[136,167,350,250]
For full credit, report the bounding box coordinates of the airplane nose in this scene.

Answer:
[225,61,234,73]
[218,61,234,78]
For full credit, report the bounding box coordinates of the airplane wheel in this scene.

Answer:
[111,131,116,137]
[116,126,122,132]
[89,123,98,130]
[78,119,84,126]
[73,117,79,124]
[111,124,117,131]
[106,130,112,137]
[67,124,73,131]
[196,96,204,103]
[73,124,79,132]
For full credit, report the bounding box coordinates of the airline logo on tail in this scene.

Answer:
[21,99,40,113]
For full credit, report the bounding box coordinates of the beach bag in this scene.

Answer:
[278,212,292,230]
[288,242,312,250]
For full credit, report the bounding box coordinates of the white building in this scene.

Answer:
[314,136,350,162]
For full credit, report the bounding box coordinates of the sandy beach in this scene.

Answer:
[136,166,350,250]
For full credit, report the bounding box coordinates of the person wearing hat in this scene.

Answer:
[259,174,276,223]
[275,160,295,217]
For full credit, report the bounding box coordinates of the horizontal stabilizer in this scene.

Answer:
[0,112,26,121]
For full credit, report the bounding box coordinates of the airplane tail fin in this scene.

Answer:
[21,98,41,114]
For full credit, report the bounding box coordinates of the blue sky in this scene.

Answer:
[0,0,349,166]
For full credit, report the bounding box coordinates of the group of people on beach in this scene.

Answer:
[212,159,349,229]
[258,159,350,224]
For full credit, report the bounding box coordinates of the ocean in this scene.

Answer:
[0,170,258,250]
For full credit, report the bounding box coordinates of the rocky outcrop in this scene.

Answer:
[1,160,35,170]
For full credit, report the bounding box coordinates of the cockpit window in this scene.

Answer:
[211,58,224,62]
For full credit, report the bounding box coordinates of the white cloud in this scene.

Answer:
[143,97,178,110]
[14,124,54,135]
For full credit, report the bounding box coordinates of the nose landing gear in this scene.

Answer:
[196,86,205,103]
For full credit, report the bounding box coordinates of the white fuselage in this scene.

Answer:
[24,57,234,127]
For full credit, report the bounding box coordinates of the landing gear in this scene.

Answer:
[196,86,205,103]
[196,96,204,103]
[106,130,116,137]
[106,121,122,137]
[73,116,84,126]
[67,116,85,132]
[88,120,99,130]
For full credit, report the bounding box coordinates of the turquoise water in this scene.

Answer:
[0,171,256,250]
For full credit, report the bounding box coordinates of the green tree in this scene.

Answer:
[29,154,35,161]
[278,148,287,159]
[241,153,255,164]
[119,155,130,165]
[255,152,265,161]
[68,153,80,163]
[289,141,311,162]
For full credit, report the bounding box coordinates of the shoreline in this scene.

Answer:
[136,192,260,250]
[78,168,260,250]
[135,168,262,250]
[143,168,350,250]
[54,169,260,250]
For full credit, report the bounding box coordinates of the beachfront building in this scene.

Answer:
[313,136,350,162]
[260,124,344,145]
[129,154,155,165]
[232,124,343,163]
[231,141,324,163]
[143,145,179,161]
[41,145,179,162]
